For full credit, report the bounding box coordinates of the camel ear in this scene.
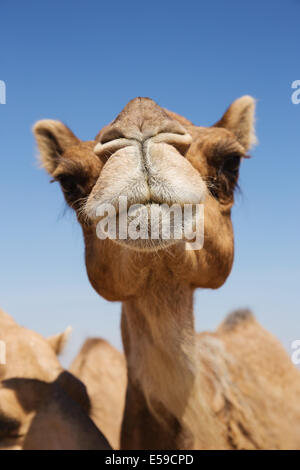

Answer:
[33,120,79,175]
[47,326,72,355]
[214,96,257,151]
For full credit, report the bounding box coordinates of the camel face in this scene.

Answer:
[85,98,205,252]
[34,96,255,300]
[0,310,63,449]
[0,310,110,450]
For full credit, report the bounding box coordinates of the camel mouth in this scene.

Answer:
[113,200,184,217]
[111,233,181,252]
[94,201,204,252]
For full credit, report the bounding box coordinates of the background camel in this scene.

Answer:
[34,96,300,449]
[0,308,111,450]
[70,337,126,449]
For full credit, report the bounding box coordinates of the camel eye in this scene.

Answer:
[54,173,88,210]
[56,174,77,194]
[220,154,241,179]
[209,153,242,202]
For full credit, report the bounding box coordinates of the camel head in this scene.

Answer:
[34,97,255,300]
[0,310,108,450]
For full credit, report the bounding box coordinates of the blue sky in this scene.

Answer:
[0,0,299,366]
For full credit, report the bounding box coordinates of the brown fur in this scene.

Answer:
[34,96,300,449]
[70,338,126,449]
[0,309,111,450]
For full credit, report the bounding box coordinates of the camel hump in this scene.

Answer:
[221,308,255,331]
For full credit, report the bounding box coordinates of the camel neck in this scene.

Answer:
[121,281,198,449]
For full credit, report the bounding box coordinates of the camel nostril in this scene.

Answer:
[151,132,192,156]
[100,127,126,145]
[94,131,193,163]
[94,138,133,163]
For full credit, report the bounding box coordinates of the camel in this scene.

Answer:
[0,309,111,450]
[34,96,300,449]
[70,338,127,449]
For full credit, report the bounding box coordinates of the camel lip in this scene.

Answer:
[87,199,187,221]
[84,183,205,230]
[93,202,203,251]
[115,200,185,216]
[110,236,182,253]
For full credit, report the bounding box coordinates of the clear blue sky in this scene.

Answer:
[0,0,299,366]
